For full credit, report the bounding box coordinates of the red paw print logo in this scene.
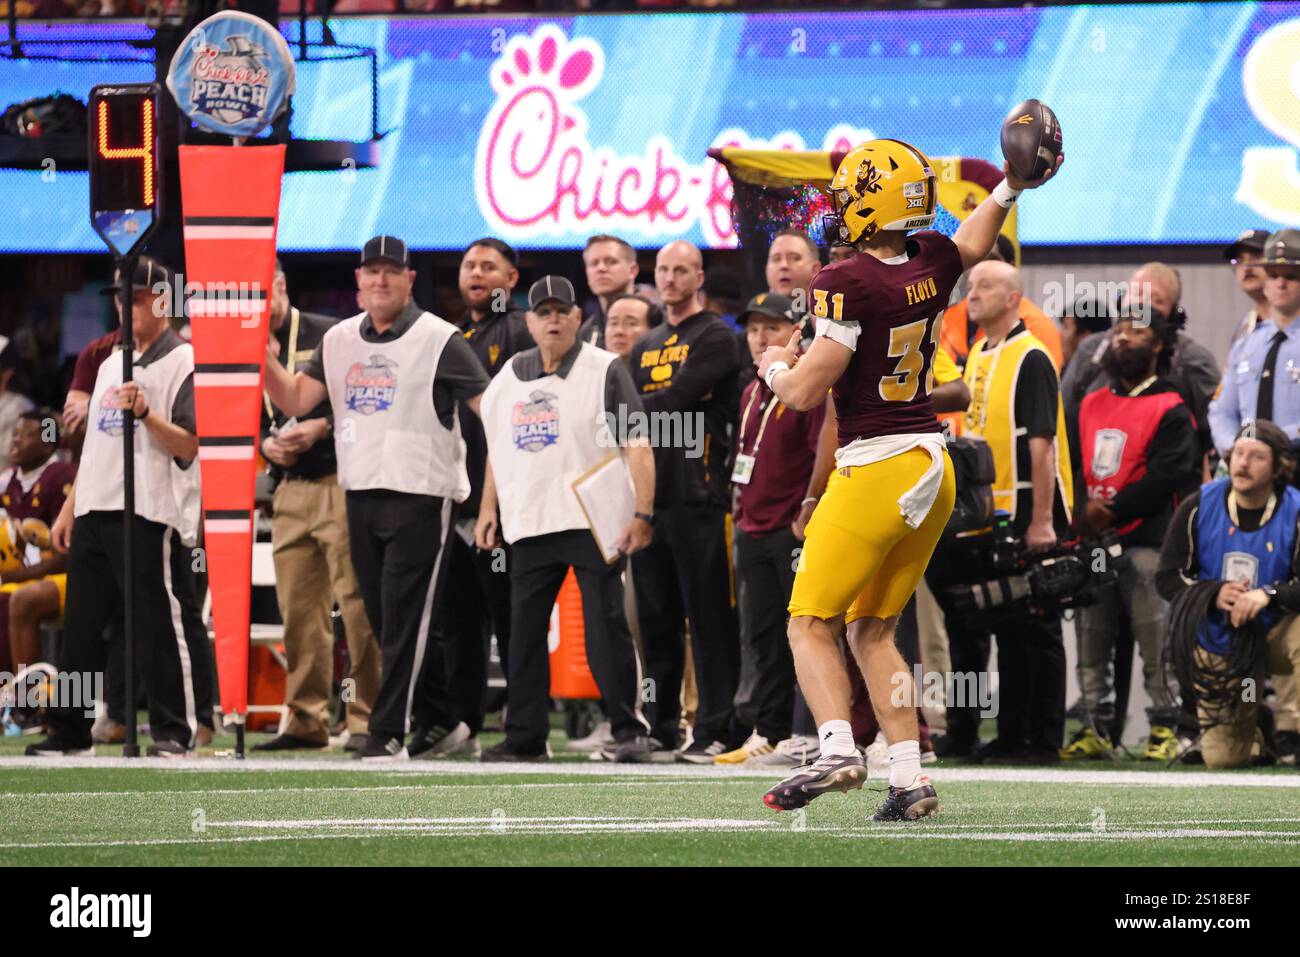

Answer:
[487,25,604,136]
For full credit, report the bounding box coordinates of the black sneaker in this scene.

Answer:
[147,739,192,759]
[25,736,94,757]
[967,737,1022,765]
[8,707,46,736]
[352,734,408,762]
[1275,730,1299,766]
[931,734,977,759]
[646,737,678,763]
[344,733,367,753]
[1001,748,1060,766]
[763,751,867,811]
[480,740,549,763]
[602,735,651,763]
[251,733,328,752]
[677,738,728,764]
[407,725,452,759]
[872,775,939,821]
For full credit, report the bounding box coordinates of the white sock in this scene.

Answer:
[887,740,924,788]
[817,720,856,758]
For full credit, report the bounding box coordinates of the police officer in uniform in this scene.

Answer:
[263,236,490,761]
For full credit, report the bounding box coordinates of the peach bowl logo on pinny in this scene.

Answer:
[345,355,398,416]
[95,387,139,437]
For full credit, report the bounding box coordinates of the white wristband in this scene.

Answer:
[992,180,1022,209]
[764,361,790,391]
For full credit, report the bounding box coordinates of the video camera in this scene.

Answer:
[942,513,1120,621]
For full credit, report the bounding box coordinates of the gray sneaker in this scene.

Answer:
[601,735,652,763]
[431,724,481,760]
[749,734,820,768]
[91,712,125,744]
[566,720,614,752]
[413,721,473,760]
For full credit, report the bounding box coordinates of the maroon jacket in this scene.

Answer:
[733,377,825,536]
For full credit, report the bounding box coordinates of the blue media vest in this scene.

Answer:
[1194,478,1300,653]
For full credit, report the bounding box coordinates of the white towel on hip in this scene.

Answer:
[833,431,949,530]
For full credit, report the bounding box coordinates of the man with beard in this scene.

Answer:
[1066,310,1201,761]
[1062,263,1220,457]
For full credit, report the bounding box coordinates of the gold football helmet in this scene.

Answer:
[827,139,937,245]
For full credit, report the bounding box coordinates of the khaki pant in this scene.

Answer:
[916,578,950,732]
[272,476,381,742]
[1199,614,1300,769]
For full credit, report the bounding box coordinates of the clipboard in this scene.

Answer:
[572,453,636,564]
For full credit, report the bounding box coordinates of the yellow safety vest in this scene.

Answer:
[961,327,1074,522]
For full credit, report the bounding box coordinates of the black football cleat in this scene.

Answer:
[762,752,867,811]
[872,776,940,821]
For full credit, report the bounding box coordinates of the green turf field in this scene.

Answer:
[4,728,1299,866]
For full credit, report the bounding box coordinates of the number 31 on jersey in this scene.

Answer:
[881,311,943,403]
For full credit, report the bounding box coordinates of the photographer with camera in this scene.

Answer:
[929,260,1074,763]
[1067,310,1201,762]
[1156,420,1300,767]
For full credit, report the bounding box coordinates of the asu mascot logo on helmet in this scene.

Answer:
[828,139,938,245]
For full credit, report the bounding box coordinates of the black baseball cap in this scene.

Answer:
[1224,229,1270,263]
[738,292,799,325]
[360,235,410,268]
[100,256,175,296]
[1263,229,1300,267]
[528,275,577,310]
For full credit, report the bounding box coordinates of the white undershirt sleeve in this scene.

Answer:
[815,318,860,352]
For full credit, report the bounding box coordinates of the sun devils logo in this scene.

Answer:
[1091,428,1128,480]
[345,355,399,415]
[857,160,883,195]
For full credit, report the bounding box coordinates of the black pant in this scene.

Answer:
[506,530,645,752]
[928,538,1066,753]
[993,614,1065,753]
[734,525,799,744]
[49,512,204,747]
[631,504,739,747]
[346,490,451,742]
[104,566,213,730]
[412,534,509,736]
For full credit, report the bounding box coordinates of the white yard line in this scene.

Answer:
[6,818,1299,851]
[2,756,1298,788]
[0,780,700,800]
[834,827,1300,843]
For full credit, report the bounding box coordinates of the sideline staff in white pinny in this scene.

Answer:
[476,276,655,762]
[33,257,205,758]
[264,235,490,761]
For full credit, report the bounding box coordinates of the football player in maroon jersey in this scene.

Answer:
[756,139,1060,820]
